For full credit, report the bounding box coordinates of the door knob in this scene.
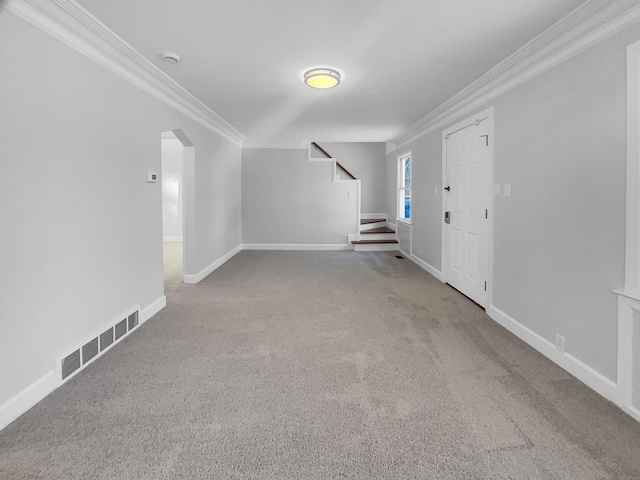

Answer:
[444,186,451,191]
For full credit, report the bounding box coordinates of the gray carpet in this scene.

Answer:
[2,250,640,479]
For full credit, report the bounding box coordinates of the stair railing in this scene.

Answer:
[311,142,357,180]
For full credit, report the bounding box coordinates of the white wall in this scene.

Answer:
[310,142,386,213]
[386,22,640,383]
[0,11,241,417]
[242,148,357,246]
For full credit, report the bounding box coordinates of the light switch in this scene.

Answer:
[147,172,158,183]
[494,185,500,197]
[504,183,511,197]
[434,186,438,195]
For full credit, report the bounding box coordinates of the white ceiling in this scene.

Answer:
[76,0,585,144]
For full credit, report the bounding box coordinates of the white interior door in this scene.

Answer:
[443,115,492,307]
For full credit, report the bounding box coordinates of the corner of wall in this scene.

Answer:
[183,244,242,284]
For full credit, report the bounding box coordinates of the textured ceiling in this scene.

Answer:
[76,0,586,143]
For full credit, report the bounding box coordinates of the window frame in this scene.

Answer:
[397,151,412,223]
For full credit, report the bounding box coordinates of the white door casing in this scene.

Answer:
[442,109,494,307]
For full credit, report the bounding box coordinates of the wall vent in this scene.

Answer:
[128,311,139,330]
[61,350,81,380]
[100,328,114,351]
[114,319,127,341]
[82,338,99,365]
[56,305,140,386]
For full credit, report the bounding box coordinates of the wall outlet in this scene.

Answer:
[555,334,566,353]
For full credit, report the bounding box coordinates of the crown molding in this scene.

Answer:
[242,138,309,149]
[392,0,640,147]
[2,0,247,145]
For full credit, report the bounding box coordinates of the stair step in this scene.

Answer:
[361,227,395,234]
[360,218,386,225]
[351,238,399,252]
[351,239,398,245]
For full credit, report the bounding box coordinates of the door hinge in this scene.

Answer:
[485,209,488,219]
[481,135,489,146]
[484,281,487,291]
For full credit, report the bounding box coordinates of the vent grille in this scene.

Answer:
[127,312,139,330]
[82,338,99,365]
[61,350,81,380]
[100,328,114,351]
[57,307,140,385]
[114,319,127,340]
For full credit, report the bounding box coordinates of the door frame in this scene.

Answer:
[614,40,640,421]
[441,107,495,308]
[161,129,195,284]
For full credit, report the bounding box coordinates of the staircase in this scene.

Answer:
[310,142,399,252]
[352,217,399,251]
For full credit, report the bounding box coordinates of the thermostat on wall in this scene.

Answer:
[147,172,159,183]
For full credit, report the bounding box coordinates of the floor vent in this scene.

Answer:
[395,255,404,259]
[57,306,140,385]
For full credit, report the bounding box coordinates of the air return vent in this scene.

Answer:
[115,319,127,341]
[128,311,139,330]
[82,338,99,365]
[61,350,81,380]
[100,328,114,351]
[56,305,140,385]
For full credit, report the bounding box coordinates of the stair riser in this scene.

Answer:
[359,222,387,232]
[358,233,397,241]
[354,243,399,252]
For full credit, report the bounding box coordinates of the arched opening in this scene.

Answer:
[160,129,195,286]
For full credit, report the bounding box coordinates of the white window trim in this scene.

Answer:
[397,151,412,224]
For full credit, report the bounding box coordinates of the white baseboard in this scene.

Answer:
[163,236,183,242]
[487,305,620,406]
[624,406,640,423]
[242,244,351,251]
[0,296,167,433]
[140,296,167,324]
[183,245,242,284]
[401,250,443,281]
[0,371,56,432]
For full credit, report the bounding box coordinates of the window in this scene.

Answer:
[398,152,411,221]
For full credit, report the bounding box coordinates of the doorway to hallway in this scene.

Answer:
[161,130,185,282]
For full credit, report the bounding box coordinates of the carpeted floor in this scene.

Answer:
[1,250,640,479]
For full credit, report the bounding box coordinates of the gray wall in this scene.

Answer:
[311,142,386,213]
[0,12,241,407]
[386,22,640,381]
[242,148,357,245]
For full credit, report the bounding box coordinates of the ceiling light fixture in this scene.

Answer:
[304,68,341,89]
[162,52,181,64]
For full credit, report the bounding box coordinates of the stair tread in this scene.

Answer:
[361,227,395,234]
[360,218,386,225]
[352,239,399,245]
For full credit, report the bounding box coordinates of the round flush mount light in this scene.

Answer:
[162,52,181,64]
[304,68,341,89]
